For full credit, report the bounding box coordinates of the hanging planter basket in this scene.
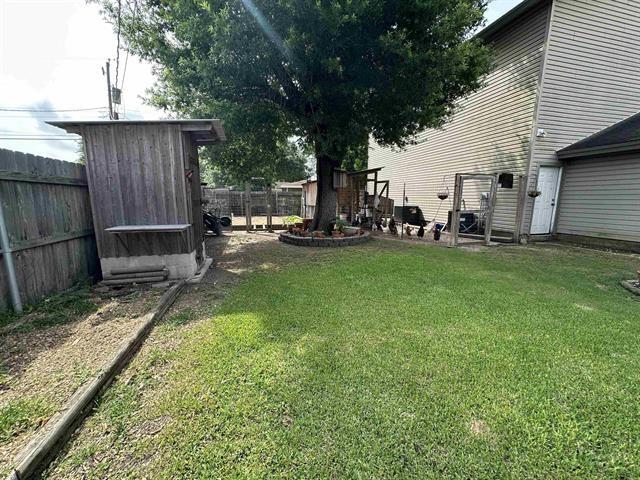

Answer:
[437,177,450,201]
[527,190,542,198]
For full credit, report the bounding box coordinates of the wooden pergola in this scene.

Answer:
[334,167,393,226]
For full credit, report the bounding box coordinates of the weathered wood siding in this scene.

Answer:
[368,1,550,232]
[0,149,99,310]
[556,154,640,243]
[80,124,193,258]
[524,0,640,232]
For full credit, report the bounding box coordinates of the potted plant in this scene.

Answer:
[282,215,303,233]
[333,218,348,235]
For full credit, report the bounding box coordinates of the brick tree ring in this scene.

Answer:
[278,232,371,247]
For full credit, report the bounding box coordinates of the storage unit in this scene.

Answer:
[555,112,640,250]
[47,119,226,279]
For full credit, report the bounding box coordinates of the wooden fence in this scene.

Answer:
[202,187,303,217]
[0,149,99,311]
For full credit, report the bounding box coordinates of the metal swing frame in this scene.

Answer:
[449,173,499,248]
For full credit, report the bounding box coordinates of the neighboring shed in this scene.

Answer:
[302,168,393,226]
[302,180,318,219]
[275,180,305,193]
[555,113,640,250]
[47,119,226,279]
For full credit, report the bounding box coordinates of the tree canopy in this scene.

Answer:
[99,0,492,228]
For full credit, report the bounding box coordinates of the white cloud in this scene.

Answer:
[0,0,161,162]
[0,0,523,163]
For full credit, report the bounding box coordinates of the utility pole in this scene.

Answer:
[104,60,116,120]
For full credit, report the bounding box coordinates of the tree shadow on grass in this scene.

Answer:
[147,241,640,479]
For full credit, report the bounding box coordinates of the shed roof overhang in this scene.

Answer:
[46,119,226,146]
[557,111,640,160]
[346,167,383,177]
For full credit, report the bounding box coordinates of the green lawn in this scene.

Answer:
[47,240,640,479]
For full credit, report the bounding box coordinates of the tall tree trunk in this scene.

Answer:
[311,153,340,232]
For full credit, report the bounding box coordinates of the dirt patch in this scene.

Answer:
[0,285,164,476]
[370,229,498,252]
[470,418,489,436]
[42,232,343,478]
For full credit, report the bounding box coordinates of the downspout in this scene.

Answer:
[0,200,22,313]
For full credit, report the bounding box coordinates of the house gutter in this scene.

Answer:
[556,140,640,160]
[0,200,22,313]
[476,0,549,40]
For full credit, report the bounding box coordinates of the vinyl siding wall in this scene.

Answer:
[368,1,550,232]
[556,154,640,242]
[525,0,640,233]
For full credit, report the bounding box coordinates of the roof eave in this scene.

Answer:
[557,140,640,160]
[477,0,549,41]
[46,119,226,144]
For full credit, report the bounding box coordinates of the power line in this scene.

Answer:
[119,0,138,94]
[0,137,79,141]
[0,106,106,113]
[114,0,122,87]
[0,132,80,139]
[0,133,79,137]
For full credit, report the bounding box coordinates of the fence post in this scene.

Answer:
[513,175,527,243]
[449,174,463,248]
[244,182,252,232]
[266,186,273,232]
[0,200,22,312]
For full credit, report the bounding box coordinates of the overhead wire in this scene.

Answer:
[0,137,79,141]
[114,0,122,88]
[0,106,106,113]
[118,0,139,119]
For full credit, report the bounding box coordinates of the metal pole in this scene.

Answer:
[484,174,499,246]
[450,174,462,248]
[105,60,114,120]
[0,200,22,312]
[401,182,406,239]
[245,182,252,232]
[266,186,273,232]
[513,175,527,243]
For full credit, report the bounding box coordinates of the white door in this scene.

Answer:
[530,166,561,235]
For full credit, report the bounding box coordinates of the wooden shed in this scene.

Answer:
[47,119,225,281]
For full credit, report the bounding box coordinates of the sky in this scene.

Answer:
[0,0,524,162]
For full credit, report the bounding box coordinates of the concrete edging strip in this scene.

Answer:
[6,280,186,480]
[621,280,640,296]
[278,232,371,247]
